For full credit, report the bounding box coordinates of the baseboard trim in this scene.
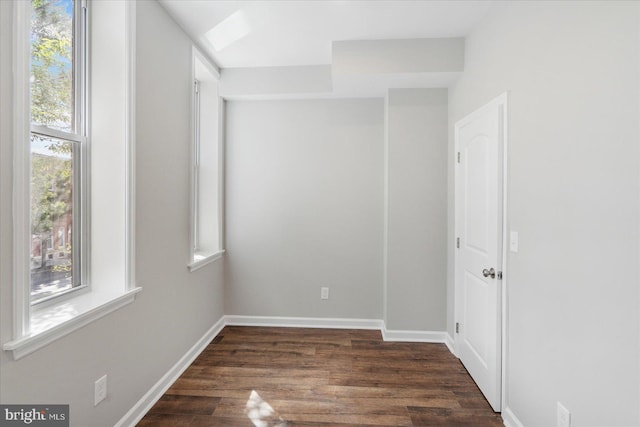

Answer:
[502,406,524,427]
[115,316,226,427]
[224,315,384,331]
[225,316,454,347]
[445,333,456,356]
[381,327,449,344]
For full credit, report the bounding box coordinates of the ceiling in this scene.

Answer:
[159,1,492,69]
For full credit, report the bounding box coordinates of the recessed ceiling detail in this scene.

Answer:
[159,1,491,69]
[219,38,466,99]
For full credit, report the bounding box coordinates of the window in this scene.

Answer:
[189,51,224,271]
[29,0,87,305]
[4,0,140,360]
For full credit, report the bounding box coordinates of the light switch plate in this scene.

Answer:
[557,402,571,427]
[94,375,107,406]
[510,231,519,253]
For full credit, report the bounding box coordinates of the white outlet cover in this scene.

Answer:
[320,287,329,300]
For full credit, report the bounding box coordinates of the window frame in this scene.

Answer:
[188,48,225,272]
[4,0,141,360]
[193,78,201,254]
[29,0,90,307]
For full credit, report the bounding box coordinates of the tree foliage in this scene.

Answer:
[31,0,73,132]
[30,0,73,236]
[31,150,72,234]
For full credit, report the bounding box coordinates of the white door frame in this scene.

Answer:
[454,92,509,412]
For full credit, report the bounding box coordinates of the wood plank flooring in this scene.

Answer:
[137,326,503,426]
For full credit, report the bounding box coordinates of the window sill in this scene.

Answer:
[3,286,142,360]
[188,250,225,272]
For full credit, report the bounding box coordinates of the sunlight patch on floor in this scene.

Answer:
[245,390,289,427]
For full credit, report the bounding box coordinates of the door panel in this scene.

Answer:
[464,270,488,367]
[465,135,489,253]
[455,96,505,412]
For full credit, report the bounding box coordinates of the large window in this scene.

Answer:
[189,51,224,271]
[30,0,87,304]
[4,0,139,360]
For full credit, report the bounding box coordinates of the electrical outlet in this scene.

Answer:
[94,375,107,406]
[320,287,329,300]
[557,402,571,427]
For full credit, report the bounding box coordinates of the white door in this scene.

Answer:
[454,94,506,412]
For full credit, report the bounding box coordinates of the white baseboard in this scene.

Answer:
[115,316,226,427]
[226,316,454,347]
[224,315,384,331]
[381,327,449,344]
[445,333,456,356]
[219,319,517,425]
[502,406,524,427]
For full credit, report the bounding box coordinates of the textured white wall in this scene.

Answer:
[448,2,639,425]
[386,88,448,331]
[225,99,384,320]
[0,2,224,426]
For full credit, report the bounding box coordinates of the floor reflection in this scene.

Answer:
[245,390,289,427]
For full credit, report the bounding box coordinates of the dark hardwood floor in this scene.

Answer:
[137,326,503,426]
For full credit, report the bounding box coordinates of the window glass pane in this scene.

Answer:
[30,0,75,132]
[30,134,75,303]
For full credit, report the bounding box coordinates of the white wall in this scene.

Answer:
[386,88,448,331]
[225,99,384,320]
[0,2,224,426]
[220,65,332,99]
[333,38,464,75]
[448,2,639,426]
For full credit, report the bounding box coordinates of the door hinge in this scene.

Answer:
[457,152,461,163]
[456,237,460,249]
[455,322,460,334]
[497,271,503,280]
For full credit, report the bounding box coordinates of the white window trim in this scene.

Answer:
[4,0,141,361]
[189,48,224,271]
[12,0,32,340]
[3,287,142,360]
[188,249,225,273]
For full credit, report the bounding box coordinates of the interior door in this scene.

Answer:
[455,94,505,412]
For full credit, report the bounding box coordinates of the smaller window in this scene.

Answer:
[189,51,223,271]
